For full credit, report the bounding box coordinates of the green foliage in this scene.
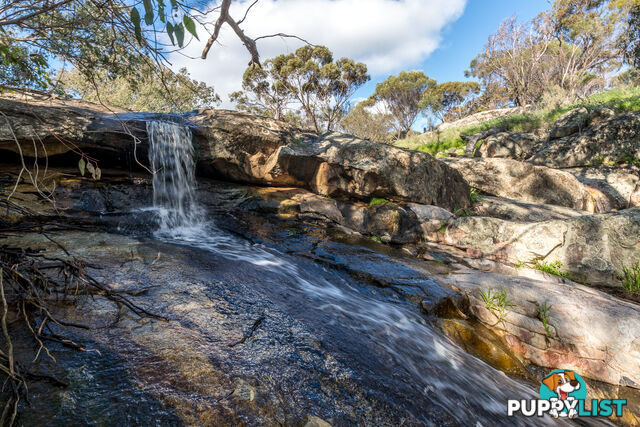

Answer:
[621,263,640,293]
[480,288,512,322]
[289,137,305,146]
[128,0,195,48]
[615,0,640,68]
[230,58,297,122]
[427,81,481,122]
[367,71,436,135]
[371,235,383,243]
[469,188,483,204]
[369,197,389,207]
[341,102,394,143]
[61,66,220,113]
[535,260,569,278]
[537,302,554,338]
[467,1,620,109]
[453,207,471,217]
[232,46,369,133]
[396,87,640,156]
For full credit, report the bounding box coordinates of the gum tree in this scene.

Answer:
[366,71,436,136]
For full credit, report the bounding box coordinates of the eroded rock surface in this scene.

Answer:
[438,208,640,287]
[471,196,585,222]
[441,157,601,211]
[473,132,541,160]
[191,114,471,210]
[0,96,470,211]
[529,111,640,168]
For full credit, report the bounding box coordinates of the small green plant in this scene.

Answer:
[513,259,525,270]
[290,136,305,146]
[535,260,569,278]
[537,302,554,338]
[621,263,640,293]
[618,154,640,166]
[369,197,389,207]
[319,194,332,199]
[453,207,471,217]
[479,288,512,323]
[371,235,382,243]
[469,188,483,204]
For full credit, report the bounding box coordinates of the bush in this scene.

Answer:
[394,87,640,156]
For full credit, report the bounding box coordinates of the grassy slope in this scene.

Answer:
[396,87,640,157]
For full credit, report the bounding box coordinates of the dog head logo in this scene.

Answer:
[540,369,587,418]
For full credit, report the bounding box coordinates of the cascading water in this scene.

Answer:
[146,120,203,233]
[136,120,589,425]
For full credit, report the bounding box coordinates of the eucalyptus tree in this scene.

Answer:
[366,71,436,136]
[232,46,369,133]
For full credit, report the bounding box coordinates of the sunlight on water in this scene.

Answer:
[142,119,564,425]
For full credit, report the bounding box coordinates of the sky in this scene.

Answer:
[169,0,549,129]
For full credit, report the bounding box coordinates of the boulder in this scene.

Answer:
[191,110,471,210]
[441,157,601,212]
[0,95,155,163]
[438,268,640,389]
[565,165,640,210]
[405,203,455,234]
[438,207,640,287]
[473,132,540,160]
[529,111,640,168]
[436,107,525,132]
[587,107,615,126]
[0,97,471,211]
[471,196,585,222]
[461,128,500,156]
[549,107,589,139]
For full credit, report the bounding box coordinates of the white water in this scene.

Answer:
[147,120,203,232]
[142,122,594,425]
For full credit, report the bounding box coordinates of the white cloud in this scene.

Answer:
[169,0,467,108]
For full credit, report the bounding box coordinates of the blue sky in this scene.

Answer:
[170,0,550,129]
[351,0,549,128]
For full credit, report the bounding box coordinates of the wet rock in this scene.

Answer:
[473,132,541,160]
[529,110,640,168]
[441,157,600,212]
[438,268,640,389]
[438,318,530,378]
[549,107,589,139]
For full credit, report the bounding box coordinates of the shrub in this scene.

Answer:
[480,288,512,323]
[534,260,569,279]
[621,264,640,293]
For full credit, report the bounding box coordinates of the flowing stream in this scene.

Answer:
[140,120,573,425]
[17,121,611,425]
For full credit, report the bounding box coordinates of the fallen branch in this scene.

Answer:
[228,314,264,347]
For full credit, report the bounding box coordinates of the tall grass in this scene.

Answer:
[396,86,640,156]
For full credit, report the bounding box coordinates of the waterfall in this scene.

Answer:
[147,120,202,232]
